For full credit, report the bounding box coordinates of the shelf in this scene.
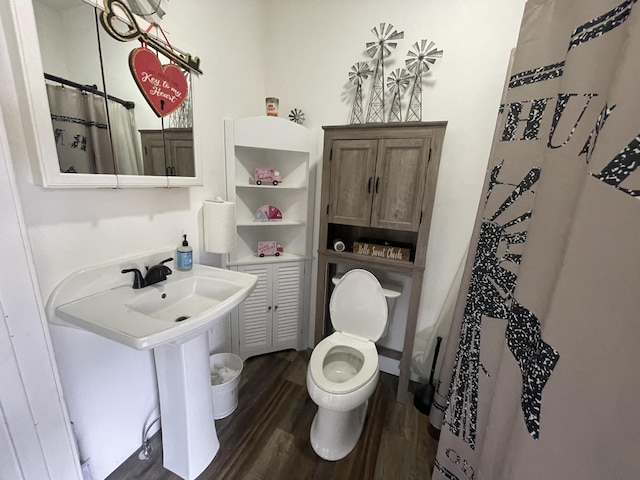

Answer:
[228,252,312,266]
[225,115,315,364]
[226,116,313,266]
[236,184,306,190]
[319,249,417,275]
[237,220,305,227]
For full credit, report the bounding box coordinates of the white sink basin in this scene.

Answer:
[48,251,257,350]
[126,275,243,323]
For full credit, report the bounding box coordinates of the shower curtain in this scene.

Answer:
[108,100,143,175]
[430,1,640,479]
[46,84,115,174]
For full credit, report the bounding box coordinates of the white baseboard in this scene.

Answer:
[378,354,422,383]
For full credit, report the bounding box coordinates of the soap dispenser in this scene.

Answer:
[176,234,193,271]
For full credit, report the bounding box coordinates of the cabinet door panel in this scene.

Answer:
[141,132,166,176]
[328,139,377,226]
[237,265,271,355]
[272,263,302,347]
[170,139,194,177]
[371,138,430,231]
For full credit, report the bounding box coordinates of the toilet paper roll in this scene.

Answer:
[333,239,346,252]
[204,199,236,253]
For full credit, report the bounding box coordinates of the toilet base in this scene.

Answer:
[310,400,368,461]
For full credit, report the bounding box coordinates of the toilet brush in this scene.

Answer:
[413,336,442,416]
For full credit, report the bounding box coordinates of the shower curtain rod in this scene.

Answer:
[44,73,135,110]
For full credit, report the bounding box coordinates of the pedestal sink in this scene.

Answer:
[46,249,257,480]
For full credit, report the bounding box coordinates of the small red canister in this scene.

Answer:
[266,97,279,116]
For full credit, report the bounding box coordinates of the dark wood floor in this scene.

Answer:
[107,349,437,480]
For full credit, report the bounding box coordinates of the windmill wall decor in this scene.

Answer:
[387,68,411,122]
[405,39,443,121]
[348,62,373,124]
[365,23,404,123]
[289,108,305,125]
[347,25,442,124]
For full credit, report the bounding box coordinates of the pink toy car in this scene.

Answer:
[258,241,283,257]
[254,167,282,186]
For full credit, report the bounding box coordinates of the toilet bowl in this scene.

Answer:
[307,269,388,461]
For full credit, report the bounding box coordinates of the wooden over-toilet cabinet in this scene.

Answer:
[316,122,447,403]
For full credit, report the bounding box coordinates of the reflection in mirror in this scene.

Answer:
[138,76,194,177]
[35,0,116,174]
[34,0,195,177]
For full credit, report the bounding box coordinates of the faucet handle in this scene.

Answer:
[159,257,173,276]
[122,268,146,289]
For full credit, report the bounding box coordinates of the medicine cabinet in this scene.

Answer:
[7,0,201,188]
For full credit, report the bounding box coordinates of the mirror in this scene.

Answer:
[32,0,196,182]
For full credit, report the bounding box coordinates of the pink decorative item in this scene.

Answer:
[254,205,283,221]
[129,47,188,117]
[258,241,283,257]
[254,167,282,186]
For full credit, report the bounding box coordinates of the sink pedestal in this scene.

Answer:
[154,333,218,480]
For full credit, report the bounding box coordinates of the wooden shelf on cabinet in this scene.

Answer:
[318,249,417,275]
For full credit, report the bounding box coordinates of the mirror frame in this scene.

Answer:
[7,0,201,188]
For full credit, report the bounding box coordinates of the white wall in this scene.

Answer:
[2,0,526,478]
[264,0,526,365]
[0,104,82,479]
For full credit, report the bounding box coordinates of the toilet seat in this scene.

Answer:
[329,269,388,342]
[309,332,379,394]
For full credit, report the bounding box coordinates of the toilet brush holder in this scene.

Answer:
[413,336,442,416]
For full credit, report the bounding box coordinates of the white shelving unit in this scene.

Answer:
[224,116,315,359]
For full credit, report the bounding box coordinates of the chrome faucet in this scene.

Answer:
[122,258,173,289]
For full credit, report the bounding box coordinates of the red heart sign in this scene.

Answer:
[129,47,188,117]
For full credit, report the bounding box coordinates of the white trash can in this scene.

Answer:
[210,353,243,419]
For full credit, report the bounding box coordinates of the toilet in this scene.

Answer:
[306,269,388,461]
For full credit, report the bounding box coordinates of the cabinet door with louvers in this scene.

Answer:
[271,262,303,351]
[235,262,303,359]
[236,264,271,357]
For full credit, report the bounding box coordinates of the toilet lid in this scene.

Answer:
[329,269,388,341]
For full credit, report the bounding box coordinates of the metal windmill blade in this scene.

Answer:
[349,62,373,124]
[365,23,405,123]
[406,39,443,73]
[349,62,372,85]
[366,23,405,58]
[405,39,443,122]
[387,68,411,122]
[386,68,411,92]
